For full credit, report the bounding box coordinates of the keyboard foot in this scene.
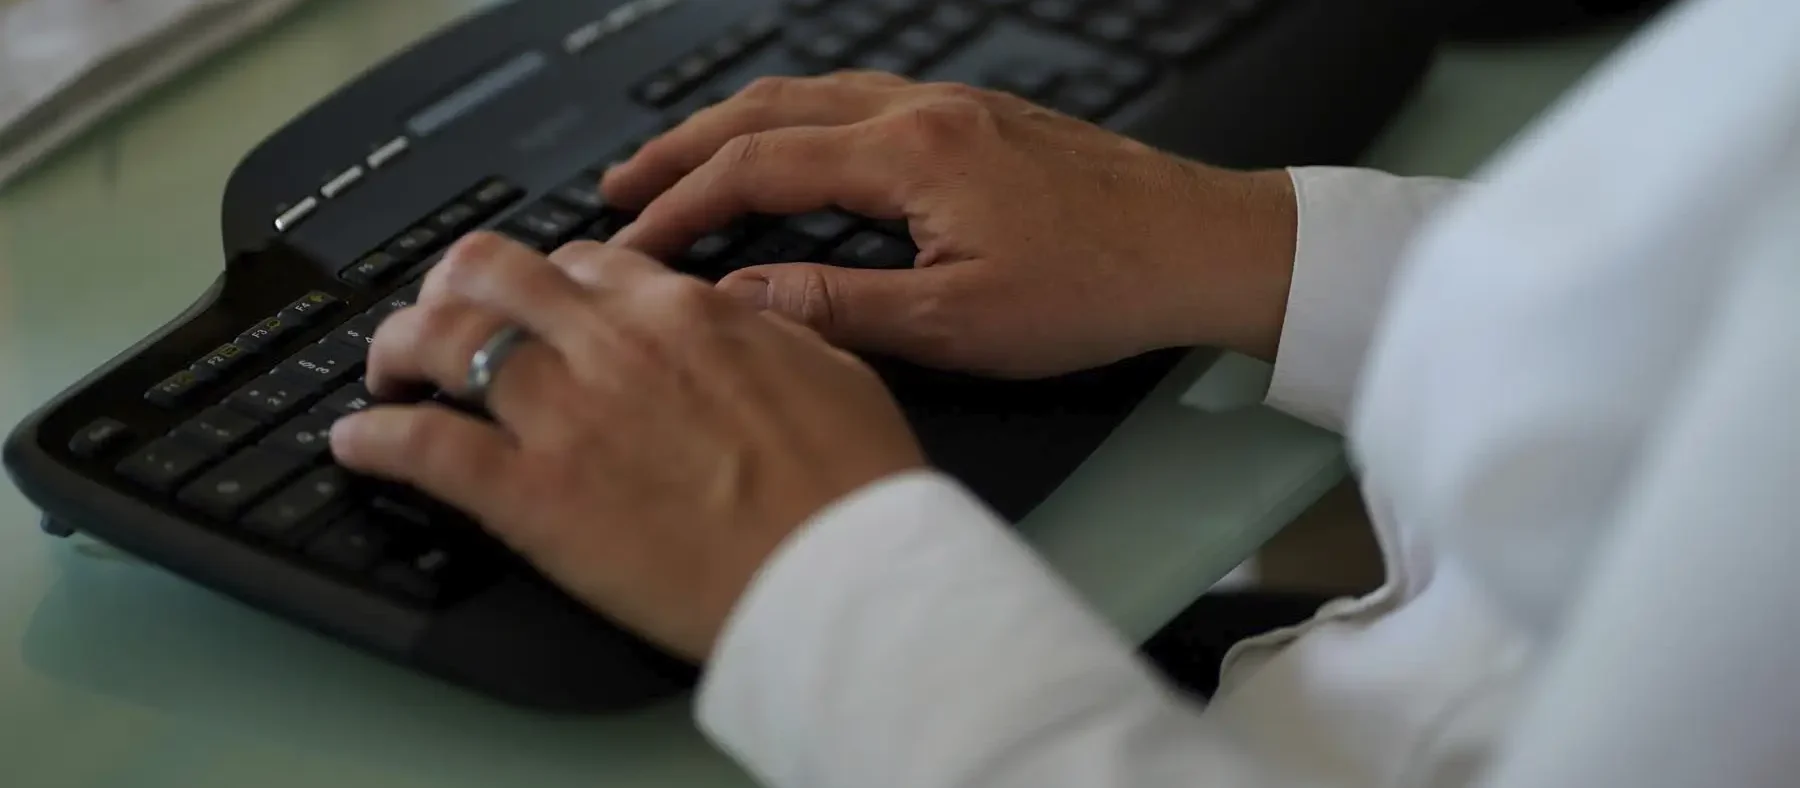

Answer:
[39,516,77,537]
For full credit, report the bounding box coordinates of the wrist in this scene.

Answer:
[1155,166,1299,363]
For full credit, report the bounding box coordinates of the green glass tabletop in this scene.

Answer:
[0,1,1630,784]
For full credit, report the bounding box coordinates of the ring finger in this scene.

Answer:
[366,300,570,436]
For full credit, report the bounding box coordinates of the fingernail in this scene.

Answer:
[718,275,772,310]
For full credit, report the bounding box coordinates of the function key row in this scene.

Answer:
[145,290,343,409]
[342,177,522,288]
[1009,0,1268,60]
[784,1,988,74]
[634,12,783,108]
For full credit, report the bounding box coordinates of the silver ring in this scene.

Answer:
[465,324,530,406]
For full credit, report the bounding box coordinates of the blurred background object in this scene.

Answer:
[0,0,313,188]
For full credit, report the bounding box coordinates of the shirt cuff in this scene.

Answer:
[694,470,1168,788]
[1266,166,1470,434]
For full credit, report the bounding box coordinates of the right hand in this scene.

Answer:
[602,71,1300,379]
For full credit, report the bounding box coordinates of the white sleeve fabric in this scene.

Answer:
[694,470,1288,788]
[1265,167,1469,434]
[691,168,1477,788]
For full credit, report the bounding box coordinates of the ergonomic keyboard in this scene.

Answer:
[3,0,1445,711]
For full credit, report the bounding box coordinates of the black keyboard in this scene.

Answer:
[4,0,1445,711]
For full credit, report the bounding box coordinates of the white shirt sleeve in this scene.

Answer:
[692,168,1471,788]
[695,470,1283,788]
[1265,167,1469,434]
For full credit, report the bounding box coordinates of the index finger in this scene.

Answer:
[611,124,908,261]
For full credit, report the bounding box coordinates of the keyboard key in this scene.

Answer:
[706,29,754,63]
[260,412,338,459]
[177,447,306,521]
[928,2,985,37]
[469,178,523,212]
[1026,0,1081,25]
[68,418,132,460]
[1147,13,1227,59]
[375,547,462,603]
[832,231,917,269]
[145,369,204,409]
[307,514,393,573]
[176,406,262,451]
[737,229,824,269]
[190,342,252,382]
[502,202,585,250]
[683,231,741,269]
[343,250,404,287]
[738,10,783,43]
[789,211,860,243]
[236,314,297,351]
[894,24,950,59]
[330,314,381,351]
[831,5,888,39]
[857,48,923,77]
[370,493,443,530]
[1085,11,1138,44]
[242,466,351,544]
[1099,56,1156,91]
[584,210,636,242]
[228,372,323,423]
[281,341,364,385]
[796,30,855,66]
[636,73,684,107]
[365,283,422,319]
[386,227,441,261]
[116,437,215,493]
[314,381,376,416]
[671,53,715,84]
[986,59,1063,100]
[282,291,341,325]
[430,202,483,236]
[1050,77,1123,120]
[550,177,607,216]
[1125,0,1173,19]
[786,0,834,13]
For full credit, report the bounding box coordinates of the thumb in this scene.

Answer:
[718,263,955,359]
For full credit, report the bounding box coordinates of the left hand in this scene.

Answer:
[329,232,926,662]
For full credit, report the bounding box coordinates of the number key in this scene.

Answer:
[280,341,363,384]
[314,381,375,416]
[260,412,337,459]
[176,406,262,451]
[330,314,380,350]
[228,372,322,423]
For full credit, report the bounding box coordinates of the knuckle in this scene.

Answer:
[738,75,796,102]
[926,81,989,104]
[790,269,837,329]
[433,237,501,293]
[719,132,770,170]
[654,277,722,321]
[895,95,993,151]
